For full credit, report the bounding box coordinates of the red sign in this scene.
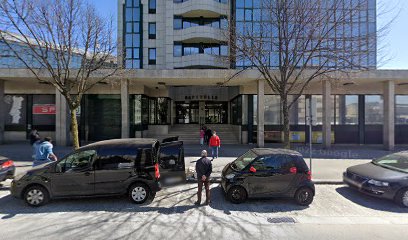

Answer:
[33,104,56,115]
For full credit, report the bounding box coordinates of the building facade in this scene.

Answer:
[0,0,407,150]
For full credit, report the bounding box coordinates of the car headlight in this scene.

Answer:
[225,174,235,180]
[367,179,389,187]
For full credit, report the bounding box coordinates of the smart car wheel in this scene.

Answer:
[227,186,247,204]
[129,183,151,204]
[295,187,314,206]
[24,185,49,207]
[395,188,408,208]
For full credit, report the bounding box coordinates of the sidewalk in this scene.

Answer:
[1,141,405,184]
[185,157,370,184]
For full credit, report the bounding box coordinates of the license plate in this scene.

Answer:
[344,177,362,189]
[164,176,184,184]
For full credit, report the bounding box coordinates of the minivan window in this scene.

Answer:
[159,145,180,169]
[95,147,137,170]
[57,150,96,172]
[231,150,258,171]
[94,156,134,170]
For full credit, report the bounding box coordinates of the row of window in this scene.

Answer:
[173,17,228,30]
[173,0,228,3]
[236,0,375,10]
[173,43,228,57]
[231,95,408,126]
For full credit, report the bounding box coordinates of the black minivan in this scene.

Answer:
[221,148,314,206]
[11,138,185,206]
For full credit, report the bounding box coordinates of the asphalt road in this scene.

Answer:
[1,183,408,240]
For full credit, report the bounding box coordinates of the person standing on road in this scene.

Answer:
[209,131,221,159]
[33,137,58,167]
[195,150,212,205]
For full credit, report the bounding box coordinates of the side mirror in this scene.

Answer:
[249,166,257,173]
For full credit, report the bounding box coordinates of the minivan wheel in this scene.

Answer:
[227,186,247,204]
[129,183,151,204]
[24,185,49,207]
[395,188,408,208]
[294,187,314,206]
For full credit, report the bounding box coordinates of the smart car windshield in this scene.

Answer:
[372,153,408,173]
[231,150,258,171]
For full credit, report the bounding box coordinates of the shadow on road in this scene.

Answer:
[336,186,408,213]
[0,184,309,220]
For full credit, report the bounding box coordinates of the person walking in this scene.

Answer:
[33,137,58,167]
[200,127,205,146]
[195,150,212,205]
[209,131,221,159]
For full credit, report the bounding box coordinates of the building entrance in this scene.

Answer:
[175,101,228,124]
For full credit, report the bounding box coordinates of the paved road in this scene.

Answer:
[1,183,407,240]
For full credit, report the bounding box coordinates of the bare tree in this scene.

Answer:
[0,0,117,149]
[226,0,383,148]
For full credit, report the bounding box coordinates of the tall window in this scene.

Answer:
[149,0,156,14]
[396,96,408,125]
[336,95,359,125]
[124,0,142,69]
[148,23,156,39]
[148,48,156,65]
[365,95,383,124]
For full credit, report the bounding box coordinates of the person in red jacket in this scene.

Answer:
[209,131,221,159]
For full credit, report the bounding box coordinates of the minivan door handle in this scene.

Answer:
[84,172,92,176]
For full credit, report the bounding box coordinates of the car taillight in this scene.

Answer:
[307,170,312,180]
[289,167,297,174]
[154,163,160,179]
[1,160,14,169]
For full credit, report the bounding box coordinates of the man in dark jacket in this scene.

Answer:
[195,150,212,205]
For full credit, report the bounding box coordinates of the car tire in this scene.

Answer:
[395,188,408,208]
[227,186,247,204]
[294,187,314,206]
[129,183,152,204]
[24,185,49,207]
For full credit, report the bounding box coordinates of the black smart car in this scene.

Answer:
[343,151,408,207]
[0,156,15,182]
[221,148,314,206]
[10,138,185,206]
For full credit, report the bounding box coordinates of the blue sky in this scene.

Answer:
[88,0,408,70]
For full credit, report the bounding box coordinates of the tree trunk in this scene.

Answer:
[281,95,290,149]
[70,108,80,150]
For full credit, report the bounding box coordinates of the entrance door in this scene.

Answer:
[205,102,228,124]
[175,101,199,124]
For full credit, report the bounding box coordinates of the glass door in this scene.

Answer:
[205,102,228,124]
[175,101,199,124]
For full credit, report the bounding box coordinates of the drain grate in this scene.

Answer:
[267,217,297,224]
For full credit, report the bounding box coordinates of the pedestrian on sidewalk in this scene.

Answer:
[205,127,212,145]
[33,137,58,167]
[209,131,221,159]
[29,129,40,145]
[195,150,212,205]
[32,135,41,160]
[200,127,205,146]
